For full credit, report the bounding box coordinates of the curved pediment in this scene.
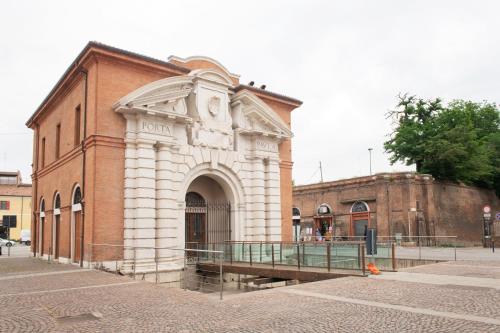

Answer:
[231,90,293,139]
[168,55,240,85]
[189,68,233,86]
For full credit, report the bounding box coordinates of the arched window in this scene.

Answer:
[40,198,45,213]
[351,201,369,213]
[292,207,301,218]
[73,187,82,205]
[186,192,205,207]
[54,193,61,210]
[317,203,332,215]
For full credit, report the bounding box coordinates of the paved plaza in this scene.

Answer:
[1,246,500,332]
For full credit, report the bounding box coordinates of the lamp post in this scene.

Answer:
[368,148,373,175]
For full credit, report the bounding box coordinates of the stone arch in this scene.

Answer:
[178,162,246,245]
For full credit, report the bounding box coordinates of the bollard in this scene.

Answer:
[0,245,2,256]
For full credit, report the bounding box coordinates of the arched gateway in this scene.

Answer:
[114,58,294,271]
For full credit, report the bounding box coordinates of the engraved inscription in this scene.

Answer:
[141,121,172,136]
[256,140,278,153]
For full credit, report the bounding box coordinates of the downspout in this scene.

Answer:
[33,123,39,257]
[79,68,88,267]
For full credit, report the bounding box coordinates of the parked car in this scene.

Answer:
[0,238,16,247]
[20,229,31,246]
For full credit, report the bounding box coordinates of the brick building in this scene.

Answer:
[26,42,301,270]
[292,172,499,244]
[0,171,32,241]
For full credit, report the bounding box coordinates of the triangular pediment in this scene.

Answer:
[231,90,293,138]
[113,76,194,119]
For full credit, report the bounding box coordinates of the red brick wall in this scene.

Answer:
[293,173,499,244]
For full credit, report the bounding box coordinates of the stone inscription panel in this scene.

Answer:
[255,140,278,153]
[140,120,172,136]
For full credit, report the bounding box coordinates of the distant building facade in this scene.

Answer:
[0,171,32,241]
[293,172,499,244]
[26,42,301,270]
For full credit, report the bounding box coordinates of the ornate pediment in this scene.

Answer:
[113,76,194,122]
[231,90,293,139]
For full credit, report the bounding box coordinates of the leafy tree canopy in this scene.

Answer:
[384,94,500,195]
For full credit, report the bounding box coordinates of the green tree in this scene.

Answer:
[384,94,500,194]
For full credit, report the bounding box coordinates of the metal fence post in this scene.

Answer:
[260,242,263,263]
[89,243,92,269]
[184,250,187,291]
[242,241,245,262]
[212,243,215,263]
[357,243,361,269]
[418,239,421,260]
[219,252,223,301]
[361,243,366,276]
[133,247,137,280]
[280,242,283,264]
[297,243,301,270]
[327,243,331,272]
[155,249,159,284]
[302,243,305,266]
[229,242,233,265]
[391,242,396,271]
[454,238,457,261]
[249,243,253,266]
[271,243,275,268]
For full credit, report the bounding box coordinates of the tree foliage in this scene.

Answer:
[384,94,500,195]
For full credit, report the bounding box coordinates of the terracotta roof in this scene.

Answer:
[26,41,190,127]
[26,42,302,128]
[0,184,32,197]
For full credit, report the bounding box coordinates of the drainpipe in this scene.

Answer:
[33,123,39,257]
[79,67,88,267]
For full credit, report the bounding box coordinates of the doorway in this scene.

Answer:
[73,211,82,263]
[184,175,231,250]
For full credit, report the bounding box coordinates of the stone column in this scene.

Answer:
[134,139,156,266]
[155,143,180,262]
[264,158,282,241]
[249,157,265,241]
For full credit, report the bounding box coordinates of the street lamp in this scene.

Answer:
[368,148,373,175]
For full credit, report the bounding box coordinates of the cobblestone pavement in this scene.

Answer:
[1,258,500,332]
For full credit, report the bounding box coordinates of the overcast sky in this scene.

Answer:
[1,0,499,185]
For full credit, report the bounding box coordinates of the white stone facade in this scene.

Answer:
[113,59,292,270]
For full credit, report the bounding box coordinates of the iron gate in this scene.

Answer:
[185,193,231,245]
